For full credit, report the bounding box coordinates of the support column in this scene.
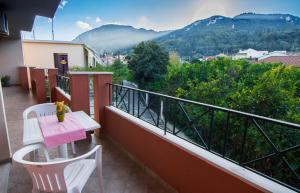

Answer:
[29,67,35,90]
[48,68,58,102]
[93,72,113,136]
[69,72,90,114]
[18,66,29,91]
[33,68,46,104]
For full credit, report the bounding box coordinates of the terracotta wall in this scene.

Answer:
[104,107,268,193]
[18,67,29,90]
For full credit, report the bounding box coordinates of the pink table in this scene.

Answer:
[38,112,87,148]
[23,111,101,158]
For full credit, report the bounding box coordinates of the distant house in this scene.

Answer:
[22,40,101,74]
[233,49,268,60]
[259,56,300,66]
[258,51,287,60]
[99,53,128,66]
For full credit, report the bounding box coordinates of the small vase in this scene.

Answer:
[57,112,65,122]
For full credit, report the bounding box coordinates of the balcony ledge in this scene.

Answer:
[106,106,296,193]
[55,87,71,100]
[68,71,113,75]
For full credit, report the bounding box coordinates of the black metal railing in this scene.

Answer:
[56,75,70,94]
[108,83,300,191]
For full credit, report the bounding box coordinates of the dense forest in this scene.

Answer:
[165,57,300,122]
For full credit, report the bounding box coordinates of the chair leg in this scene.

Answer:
[97,168,105,193]
[71,142,76,155]
[32,188,39,193]
[58,144,68,158]
[68,188,81,193]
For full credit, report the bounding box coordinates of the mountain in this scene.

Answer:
[73,24,170,53]
[74,13,300,58]
[156,13,300,58]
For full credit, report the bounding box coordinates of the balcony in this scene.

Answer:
[0,1,299,191]
[0,68,296,193]
[2,86,176,193]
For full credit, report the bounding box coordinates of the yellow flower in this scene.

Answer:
[55,101,65,113]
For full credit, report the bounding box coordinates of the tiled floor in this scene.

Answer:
[2,86,175,193]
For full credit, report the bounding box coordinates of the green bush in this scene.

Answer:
[1,75,11,87]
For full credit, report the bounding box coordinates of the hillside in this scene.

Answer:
[73,24,170,53]
[156,13,300,58]
[73,13,300,58]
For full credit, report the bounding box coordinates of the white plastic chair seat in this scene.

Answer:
[65,159,96,190]
[12,144,104,193]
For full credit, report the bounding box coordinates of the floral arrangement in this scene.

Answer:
[55,101,67,122]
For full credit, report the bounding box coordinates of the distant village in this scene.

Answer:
[95,48,300,67]
[200,48,300,66]
[96,53,128,66]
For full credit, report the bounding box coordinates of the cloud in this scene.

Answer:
[58,0,68,9]
[96,17,102,23]
[76,21,93,30]
[136,16,155,30]
[85,16,92,20]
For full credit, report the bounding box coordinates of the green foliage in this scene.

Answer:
[162,58,300,187]
[166,57,300,123]
[128,41,169,91]
[110,59,133,83]
[1,75,11,87]
[70,60,132,84]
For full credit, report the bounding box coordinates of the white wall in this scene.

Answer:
[22,41,86,69]
[0,38,24,84]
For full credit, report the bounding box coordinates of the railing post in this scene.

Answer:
[18,66,29,91]
[69,72,90,115]
[48,68,58,102]
[93,72,113,137]
[32,68,47,104]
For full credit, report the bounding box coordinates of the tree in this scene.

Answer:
[128,41,169,90]
[109,59,132,84]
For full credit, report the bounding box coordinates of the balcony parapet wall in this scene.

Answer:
[104,106,295,193]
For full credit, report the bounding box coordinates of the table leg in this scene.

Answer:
[58,144,68,158]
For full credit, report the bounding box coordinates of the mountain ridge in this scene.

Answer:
[73,24,171,53]
[156,13,300,58]
[74,13,300,57]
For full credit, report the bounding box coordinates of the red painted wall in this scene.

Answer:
[18,66,29,90]
[48,69,58,102]
[70,74,90,115]
[32,68,46,104]
[104,107,269,193]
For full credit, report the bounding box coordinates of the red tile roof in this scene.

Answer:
[259,56,300,66]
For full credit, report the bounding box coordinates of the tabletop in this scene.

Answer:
[23,111,100,145]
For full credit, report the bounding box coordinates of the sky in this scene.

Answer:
[22,0,300,41]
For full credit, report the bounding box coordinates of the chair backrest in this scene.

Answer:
[23,103,71,120]
[13,144,100,192]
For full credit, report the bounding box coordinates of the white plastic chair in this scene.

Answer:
[23,103,76,155]
[13,144,104,193]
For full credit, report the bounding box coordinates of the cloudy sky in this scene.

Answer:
[22,0,300,41]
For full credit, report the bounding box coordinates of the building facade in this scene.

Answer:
[22,40,100,74]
